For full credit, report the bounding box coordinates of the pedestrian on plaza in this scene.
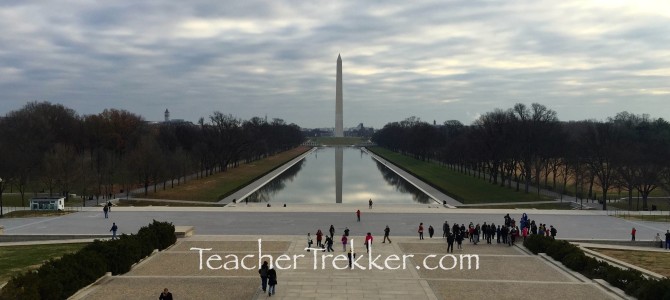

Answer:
[344,227,350,236]
[522,226,529,241]
[103,205,109,219]
[107,200,112,211]
[496,225,501,244]
[259,261,269,292]
[356,209,361,222]
[631,227,637,241]
[326,235,334,252]
[443,221,449,238]
[447,232,455,253]
[654,233,663,248]
[473,224,480,245]
[428,225,434,238]
[550,225,557,239]
[307,233,313,251]
[316,229,323,247]
[383,225,392,243]
[159,288,173,300]
[665,230,670,250]
[369,199,373,209]
[110,222,118,240]
[418,223,424,240]
[456,231,463,250]
[341,234,348,251]
[365,232,373,253]
[347,249,355,269]
[329,225,335,238]
[267,267,277,297]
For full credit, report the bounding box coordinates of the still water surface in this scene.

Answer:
[245,147,432,204]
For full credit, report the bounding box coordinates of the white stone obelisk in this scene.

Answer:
[335,54,343,137]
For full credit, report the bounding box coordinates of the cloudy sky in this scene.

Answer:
[1,0,669,128]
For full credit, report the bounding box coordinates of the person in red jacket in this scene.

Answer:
[365,232,373,253]
[356,209,361,222]
[418,223,424,240]
[631,227,636,241]
[316,229,323,247]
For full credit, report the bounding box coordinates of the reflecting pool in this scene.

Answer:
[244,147,433,204]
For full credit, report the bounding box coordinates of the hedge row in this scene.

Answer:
[523,235,670,300]
[0,220,176,300]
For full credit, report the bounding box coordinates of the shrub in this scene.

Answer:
[0,220,176,299]
[522,234,670,300]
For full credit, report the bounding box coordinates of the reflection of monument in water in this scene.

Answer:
[335,147,343,203]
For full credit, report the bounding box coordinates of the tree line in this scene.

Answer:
[372,103,670,210]
[0,101,304,207]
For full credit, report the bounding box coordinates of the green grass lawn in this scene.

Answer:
[309,137,367,146]
[590,248,670,277]
[0,243,88,283]
[609,198,670,211]
[148,146,310,201]
[369,147,553,204]
[2,210,74,218]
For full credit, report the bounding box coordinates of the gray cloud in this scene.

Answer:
[1,0,669,128]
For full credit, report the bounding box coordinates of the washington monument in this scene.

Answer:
[335,54,343,137]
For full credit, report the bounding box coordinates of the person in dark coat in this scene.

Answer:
[259,261,269,292]
[267,268,277,296]
[447,233,455,253]
[428,225,434,238]
[159,288,173,300]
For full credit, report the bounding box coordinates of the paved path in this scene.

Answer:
[2,207,668,241]
[73,236,620,300]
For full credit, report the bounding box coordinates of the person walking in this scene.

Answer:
[259,261,269,292]
[326,235,334,252]
[418,223,424,240]
[329,225,335,238]
[522,226,529,241]
[369,199,373,209]
[456,231,463,250]
[442,221,449,238]
[665,230,670,250]
[267,267,277,297]
[356,209,361,222]
[447,232,455,253]
[383,225,392,243]
[316,229,323,247]
[550,225,557,240]
[341,234,348,251]
[159,288,173,300]
[365,232,373,253]
[103,205,109,219]
[631,227,637,241]
[428,225,435,238]
[344,227,350,237]
[347,249,355,269]
[110,222,118,240]
[307,233,313,251]
[496,225,501,243]
[654,233,663,248]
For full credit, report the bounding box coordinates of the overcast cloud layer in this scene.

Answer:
[1,0,669,128]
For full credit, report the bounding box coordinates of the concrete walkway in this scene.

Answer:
[72,235,622,300]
